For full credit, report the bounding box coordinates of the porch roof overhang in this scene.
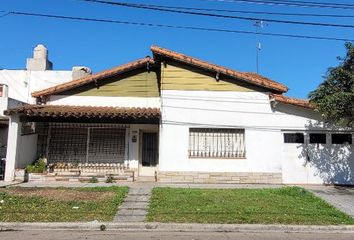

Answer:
[4,105,160,123]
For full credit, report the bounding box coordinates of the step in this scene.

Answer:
[136,176,156,182]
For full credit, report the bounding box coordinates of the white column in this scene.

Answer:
[4,115,20,181]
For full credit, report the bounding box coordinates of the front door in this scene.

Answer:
[139,132,158,176]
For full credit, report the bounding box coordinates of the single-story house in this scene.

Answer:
[3,46,354,184]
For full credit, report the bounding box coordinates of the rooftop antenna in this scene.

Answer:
[253,20,267,74]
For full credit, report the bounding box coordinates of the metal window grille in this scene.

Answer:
[189,128,245,158]
[36,123,127,164]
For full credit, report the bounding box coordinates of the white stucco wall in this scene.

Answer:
[159,91,285,173]
[127,124,159,170]
[282,134,354,185]
[0,70,72,106]
[16,134,38,169]
[4,116,20,181]
[159,90,354,184]
[49,95,160,108]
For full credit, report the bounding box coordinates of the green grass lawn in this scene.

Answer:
[0,186,128,222]
[147,187,354,225]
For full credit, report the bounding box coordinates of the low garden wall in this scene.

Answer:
[158,171,282,184]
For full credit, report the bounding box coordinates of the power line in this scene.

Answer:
[4,11,354,42]
[76,1,354,18]
[205,0,354,10]
[235,0,354,7]
[81,0,354,29]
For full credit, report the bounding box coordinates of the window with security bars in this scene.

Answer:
[189,128,245,158]
[37,123,127,164]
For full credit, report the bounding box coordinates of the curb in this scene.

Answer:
[1,222,354,233]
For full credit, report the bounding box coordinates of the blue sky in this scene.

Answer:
[0,0,353,98]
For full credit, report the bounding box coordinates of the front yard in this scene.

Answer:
[0,186,128,222]
[147,187,354,225]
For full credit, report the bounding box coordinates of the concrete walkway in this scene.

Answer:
[304,185,354,218]
[113,186,153,222]
[0,181,22,187]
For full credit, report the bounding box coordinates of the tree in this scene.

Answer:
[309,42,354,127]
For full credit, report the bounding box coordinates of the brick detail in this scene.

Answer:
[158,171,282,184]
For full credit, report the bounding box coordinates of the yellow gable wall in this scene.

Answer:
[161,62,266,92]
[61,69,160,97]
[59,62,268,97]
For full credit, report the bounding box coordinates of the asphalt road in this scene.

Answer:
[1,230,354,240]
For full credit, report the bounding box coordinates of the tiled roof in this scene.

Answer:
[32,45,289,97]
[4,105,160,119]
[270,94,313,109]
[32,57,154,98]
[151,45,288,93]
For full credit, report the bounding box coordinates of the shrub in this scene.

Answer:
[106,175,115,183]
[26,158,47,173]
[89,176,99,183]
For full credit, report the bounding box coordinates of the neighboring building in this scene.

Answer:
[3,46,354,184]
[0,44,91,179]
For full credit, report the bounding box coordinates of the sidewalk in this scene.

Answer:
[304,185,354,218]
[1,222,354,233]
[12,181,283,189]
[0,181,22,188]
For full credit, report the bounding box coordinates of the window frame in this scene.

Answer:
[331,133,352,145]
[309,133,327,144]
[283,132,305,144]
[188,128,246,159]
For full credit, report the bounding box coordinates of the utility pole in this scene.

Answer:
[253,20,266,74]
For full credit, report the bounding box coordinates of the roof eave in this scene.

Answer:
[151,45,288,93]
[31,57,155,98]
[270,94,313,109]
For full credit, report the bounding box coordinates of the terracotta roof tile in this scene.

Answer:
[4,105,160,119]
[151,45,288,93]
[32,57,154,98]
[270,94,313,109]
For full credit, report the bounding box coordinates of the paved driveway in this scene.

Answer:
[304,185,354,218]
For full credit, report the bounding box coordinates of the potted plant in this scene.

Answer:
[25,157,47,181]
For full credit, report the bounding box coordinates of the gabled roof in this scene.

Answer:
[4,104,160,119]
[151,45,288,93]
[32,45,289,98]
[32,57,154,98]
[270,94,313,109]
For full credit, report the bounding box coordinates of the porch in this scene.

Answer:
[3,105,160,182]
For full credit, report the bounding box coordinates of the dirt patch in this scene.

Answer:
[0,188,116,202]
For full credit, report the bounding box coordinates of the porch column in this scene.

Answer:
[4,115,20,181]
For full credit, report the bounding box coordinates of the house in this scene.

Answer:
[2,46,353,184]
[0,44,92,180]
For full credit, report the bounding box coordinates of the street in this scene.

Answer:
[1,230,353,240]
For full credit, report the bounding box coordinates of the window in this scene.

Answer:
[21,122,36,135]
[331,134,352,144]
[188,128,245,158]
[36,123,127,164]
[309,133,326,144]
[284,133,304,143]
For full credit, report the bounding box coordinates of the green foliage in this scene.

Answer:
[0,187,128,222]
[105,175,115,183]
[89,176,99,183]
[309,42,354,127]
[25,158,47,173]
[147,187,354,225]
